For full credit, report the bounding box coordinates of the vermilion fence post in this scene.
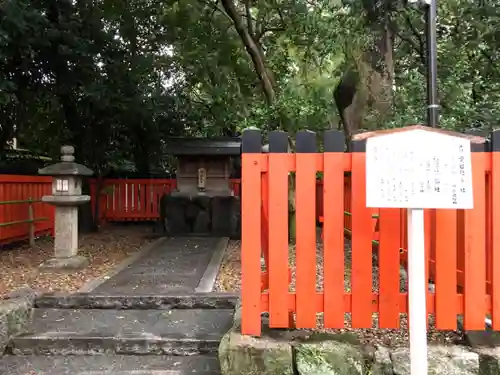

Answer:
[424,209,433,319]
[241,129,263,336]
[491,129,500,330]
[261,171,270,291]
[378,207,401,328]
[435,208,457,329]
[323,130,345,328]
[139,181,146,217]
[464,143,487,330]
[267,131,291,328]
[295,131,318,328]
[350,139,373,328]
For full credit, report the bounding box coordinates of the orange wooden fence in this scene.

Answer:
[0,175,54,245]
[89,178,241,222]
[241,128,498,336]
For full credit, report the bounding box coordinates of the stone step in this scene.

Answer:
[9,308,233,356]
[0,354,221,374]
[35,292,239,310]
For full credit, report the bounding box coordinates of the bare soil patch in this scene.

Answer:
[0,224,155,298]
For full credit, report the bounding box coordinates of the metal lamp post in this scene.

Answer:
[408,0,439,128]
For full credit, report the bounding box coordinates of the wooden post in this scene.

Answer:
[28,198,36,248]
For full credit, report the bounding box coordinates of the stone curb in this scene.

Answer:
[0,288,38,357]
[10,335,223,356]
[195,237,230,293]
[34,292,239,310]
[77,236,168,293]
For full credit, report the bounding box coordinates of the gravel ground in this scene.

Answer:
[214,238,464,347]
[0,224,155,298]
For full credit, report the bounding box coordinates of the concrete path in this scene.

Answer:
[90,236,228,295]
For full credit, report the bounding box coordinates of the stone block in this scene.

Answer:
[193,195,212,210]
[161,195,189,235]
[371,345,393,375]
[211,196,239,238]
[185,199,200,220]
[295,339,364,375]
[391,346,479,375]
[219,330,294,375]
[193,210,211,234]
[160,193,240,237]
[0,297,33,356]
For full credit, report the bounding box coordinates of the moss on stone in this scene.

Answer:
[0,297,33,356]
[219,330,293,375]
[295,340,364,375]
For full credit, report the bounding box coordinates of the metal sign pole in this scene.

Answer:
[426,0,439,128]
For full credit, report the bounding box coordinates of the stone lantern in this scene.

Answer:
[38,145,93,270]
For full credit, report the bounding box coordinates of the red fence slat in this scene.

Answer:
[241,153,263,336]
[435,209,457,330]
[268,151,291,328]
[378,208,401,328]
[464,153,487,330]
[295,142,318,328]
[322,132,345,328]
[492,143,500,330]
[350,152,373,328]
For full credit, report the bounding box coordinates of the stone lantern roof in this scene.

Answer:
[38,146,93,176]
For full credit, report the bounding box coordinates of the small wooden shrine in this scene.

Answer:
[160,137,241,238]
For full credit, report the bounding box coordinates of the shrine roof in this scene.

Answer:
[164,137,241,156]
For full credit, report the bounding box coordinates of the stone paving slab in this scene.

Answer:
[25,308,234,337]
[0,354,220,374]
[35,292,239,310]
[10,308,233,355]
[91,237,222,295]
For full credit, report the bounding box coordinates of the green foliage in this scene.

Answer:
[0,0,499,173]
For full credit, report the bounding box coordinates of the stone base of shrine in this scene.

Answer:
[159,194,240,239]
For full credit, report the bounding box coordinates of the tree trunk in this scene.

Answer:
[335,22,394,144]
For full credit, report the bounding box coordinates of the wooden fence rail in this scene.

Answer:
[241,128,498,336]
[89,178,241,223]
[0,175,54,245]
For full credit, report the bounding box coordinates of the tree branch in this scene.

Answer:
[255,27,285,41]
[480,49,500,75]
[396,31,426,66]
[220,0,276,104]
[244,0,255,37]
[402,14,426,64]
[197,0,233,23]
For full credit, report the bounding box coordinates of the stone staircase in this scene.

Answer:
[0,293,237,375]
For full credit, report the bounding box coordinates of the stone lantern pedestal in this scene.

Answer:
[38,146,93,271]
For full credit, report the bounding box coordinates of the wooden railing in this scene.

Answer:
[89,178,241,223]
[240,128,497,336]
[0,175,54,245]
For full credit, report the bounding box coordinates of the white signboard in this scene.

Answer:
[365,127,476,375]
[366,129,474,209]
